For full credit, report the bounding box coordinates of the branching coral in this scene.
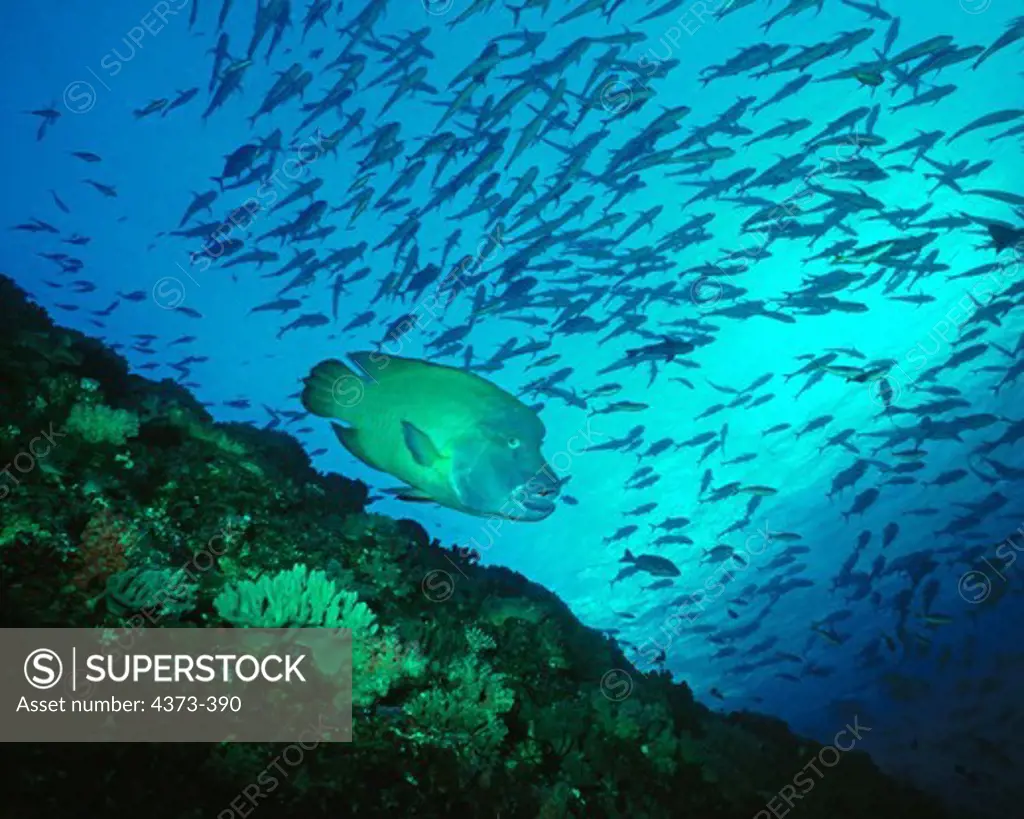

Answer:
[465,625,497,654]
[66,401,140,446]
[342,513,416,598]
[358,630,426,707]
[403,652,515,763]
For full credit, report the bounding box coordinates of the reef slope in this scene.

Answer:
[0,275,951,819]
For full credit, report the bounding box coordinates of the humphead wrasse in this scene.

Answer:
[302,351,560,521]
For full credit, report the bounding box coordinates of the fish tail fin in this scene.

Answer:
[505,3,522,27]
[301,358,362,419]
[621,549,634,563]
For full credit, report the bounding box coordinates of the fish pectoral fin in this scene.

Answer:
[381,485,436,503]
[330,423,384,472]
[402,420,443,468]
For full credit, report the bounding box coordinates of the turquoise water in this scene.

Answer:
[2,0,1023,813]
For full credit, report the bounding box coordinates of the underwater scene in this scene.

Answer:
[2,0,1023,816]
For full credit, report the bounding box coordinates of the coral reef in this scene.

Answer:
[0,275,953,819]
[65,398,140,446]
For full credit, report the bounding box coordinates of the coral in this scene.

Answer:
[104,566,198,620]
[338,512,402,543]
[70,509,134,590]
[353,544,412,599]
[183,421,249,458]
[213,563,353,628]
[66,401,140,445]
[537,782,579,819]
[342,512,417,599]
[481,594,550,627]
[214,564,423,707]
[403,652,515,764]
[465,625,497,654]
[0,513,49,550]
[358,629,426,707]
[642,723,681,777]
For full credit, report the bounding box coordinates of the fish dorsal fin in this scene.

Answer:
[402,421,442,468]
[349,349,402,380]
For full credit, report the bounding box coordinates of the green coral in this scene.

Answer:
[66,401,139,445]
[403,652,515,763]
[353,545,410,598]
[358,629,426,707]
[342,513,415,598]
[214,564,423,707]
[0,514,50,550]
[465,625,497,654]
[185,421,250,458]
[105,566,198,620]
[214,563,362,628]
[642,723,681,776]
[481,594,549,627]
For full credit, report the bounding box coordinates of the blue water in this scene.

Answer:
[3,0,1023,814]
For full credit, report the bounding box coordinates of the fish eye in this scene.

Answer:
[507,436,521,449]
